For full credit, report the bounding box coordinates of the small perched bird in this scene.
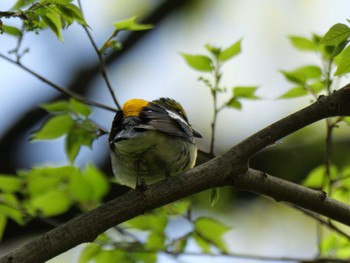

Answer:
[109,97,202,189]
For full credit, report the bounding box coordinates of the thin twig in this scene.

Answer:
[0,52,118,112]
[77,0,121,110]
[293,205,350,240]
[209,57,221,155]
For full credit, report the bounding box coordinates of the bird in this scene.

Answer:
[109,97,202,189]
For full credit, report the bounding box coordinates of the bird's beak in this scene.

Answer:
[192,127,202,138]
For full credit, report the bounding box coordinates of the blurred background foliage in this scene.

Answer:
[1,0,350,262]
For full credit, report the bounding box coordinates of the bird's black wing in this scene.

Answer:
[139,104,194,142]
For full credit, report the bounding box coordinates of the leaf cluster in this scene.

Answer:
[32,98,106,164]
[0,164,109,239]
[0,0,87,41]
[99,16,153,55]
[283,20,350,259]
[281,22,350,99]
[79,201,231,263]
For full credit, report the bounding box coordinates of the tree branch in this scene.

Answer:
[2,84,350,263]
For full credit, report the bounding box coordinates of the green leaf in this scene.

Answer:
[67,171,92,203]
[41,10,64,41]
[79,243,101,263]
[94,249,126,263]
[172,238,188,254]
[166,200,191,215]
[303,165,338,188]
[226,98,242,110]
[335,44,350,76]
[289,36,318,51]
[65,122,98,163]
[0,194,25,224]
[210,188,220,207]
[113,16,153,31]
[146,231,166,250]
[320,23,350,46]
[132,252,157,263]
[280,65,322,85]
[83,165,109,201]
[25,166,77,197]
[127,212,167,232]
[309,80,325,93]
[205,44,221,57]
[194,217,230,253]
[10,0,36,10]
[0,215,6,240]
[180,53,213,72]
[31,114,74,140]
[55,2,88,27]
[218,39,242,61]
[0,175,23,193]
[1,25,22,37]
[279,86,308,99]
[192,233,211,253]
[41,100,69,114]
[343,116,350,125]
[233,86,259,99]
[69,99,92,117]
[28,190,71,217]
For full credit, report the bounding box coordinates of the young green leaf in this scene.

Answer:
[218,39,242,61]
[83,164,109,201]
[132,252,157,263]
[194,216,230,253]
[1,25,22,37]
[126,211,167,232]
[320,23,350,46]
[93,249,126,263]
[280,65,321,85]
[210,187,220,207]
[343,116,350,126]
[0,215,6,241]
[69,98,92,117]
[41,10,64,41]
[226,98,242,110]
[335,44,350,76]
[0,194,25,224]
[10,0,36,10]
[146,231,166,250]
[180,53,213,72]
[233,86,259,99]
[279,86,308,99]
[205,44,221,57]
[66,171,92,203]
[303,164,338,188]
[28,190,71,217]
[289,36,318,51]
[65,122,99,163]
[0,175,23,193]
[41,100,69,114]
[31,114,74,140]
[192,233,211,253]
[113,16,153,31]
[309,80,325,93]
[79,243,101,263]
[55,2,88,27]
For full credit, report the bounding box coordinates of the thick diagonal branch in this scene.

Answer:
[2,85,350,263]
